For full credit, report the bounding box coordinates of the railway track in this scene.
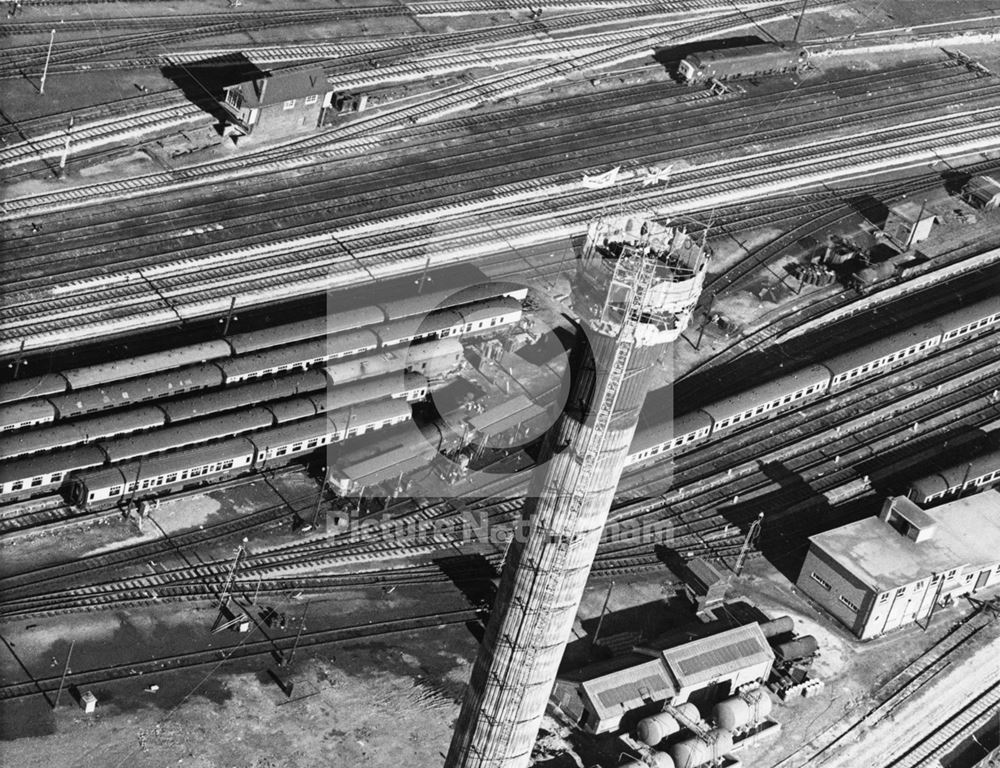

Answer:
[0,607,481,702]
[6,328,994,618]
[883,679,1000,768]
[682,232,1000,392]
[0,0,790,78]
[0,103,209,169]
[783,600,1000,768]
[0,3,839,219]
[7,58,967,285]
[6,97,999,354]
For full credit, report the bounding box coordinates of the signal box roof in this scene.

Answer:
[224,67,329,108]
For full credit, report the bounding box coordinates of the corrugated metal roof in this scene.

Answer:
[661,624,773,688]
[580,659,675,719]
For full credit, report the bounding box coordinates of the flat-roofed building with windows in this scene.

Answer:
[797,491,1000,639]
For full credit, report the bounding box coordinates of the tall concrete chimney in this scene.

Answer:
[446,215,709,767]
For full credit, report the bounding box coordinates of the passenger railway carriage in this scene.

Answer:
[5,295,994,507]
[0,369,435,502]
[0,293,516,431]
[908,447,1000,505]
[626,298,999,465]
[0,264,524,426]
[69,399,413,506]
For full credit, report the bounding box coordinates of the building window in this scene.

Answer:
[810,572,831,591]
[110,485,122,496]
[839,596,859,612]
[30,476,44,487]
[896,588,906,596]
[304,94,318,105]
[879,592,889,601]
[283,99,296,110]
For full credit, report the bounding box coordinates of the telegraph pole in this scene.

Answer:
[39,29,55,95]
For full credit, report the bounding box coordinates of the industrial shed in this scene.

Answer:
[552,654,676,734]
[797,493,1000,639]
[651,623,774,703]
[331,438,438,494]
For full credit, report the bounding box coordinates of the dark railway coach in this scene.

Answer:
[678,42,809,84]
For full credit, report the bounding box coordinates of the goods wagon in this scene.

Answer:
[679,42,809,83]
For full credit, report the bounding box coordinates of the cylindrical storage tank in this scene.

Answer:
[674,702,701,725]
[637,712,681,746]
[649,753,676,768]
[713,697,751,731]
[774,635,819,662]
[759,615,794,638]
[710,728,735,755]
[669,729,733,768]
